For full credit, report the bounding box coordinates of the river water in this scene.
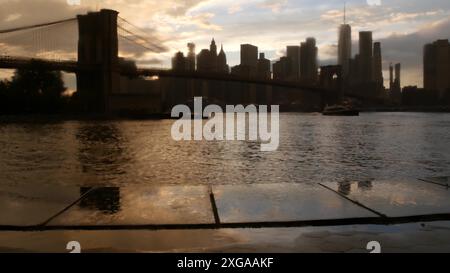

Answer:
[0,112,449,187]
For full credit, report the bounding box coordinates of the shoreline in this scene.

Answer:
[0,108,449,122]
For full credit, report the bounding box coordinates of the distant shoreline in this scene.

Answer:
[360,106,450,113]
[0,109,449,123]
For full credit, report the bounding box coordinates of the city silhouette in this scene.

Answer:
[0,8,448,116]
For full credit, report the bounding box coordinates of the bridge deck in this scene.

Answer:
[1,178,450,231]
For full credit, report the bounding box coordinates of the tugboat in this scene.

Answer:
[322,104,360,116]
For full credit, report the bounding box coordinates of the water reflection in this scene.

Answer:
[214,183,376,223]
[358,180,373,191]
[337,180,373,196]
[338,182,352,196]
[76,123,131,183]
[48,186,214,225]
[323,179,450,217]
[0,113,449,187]
[79,187,121,214]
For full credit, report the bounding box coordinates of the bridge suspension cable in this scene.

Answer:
[118,16,165,45]
[117,16,167,53]
[0,18,77,34]
[118,32,158,52]
[0,15,168,65]
[0,18,78,61]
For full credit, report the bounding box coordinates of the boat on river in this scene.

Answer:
[322,104,360,116]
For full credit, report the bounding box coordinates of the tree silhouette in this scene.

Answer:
[1,61,67,114]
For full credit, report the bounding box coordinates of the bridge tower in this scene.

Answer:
[76,9,120,113]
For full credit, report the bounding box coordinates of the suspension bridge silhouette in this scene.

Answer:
[0,9,352,114]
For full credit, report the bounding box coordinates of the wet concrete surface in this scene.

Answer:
[1,178,450,252]
[48,186,214,226]
[0,185,82,226]
[321,180,450,217]
[421,177,450,187]
[2,222,450,253]
[213,183,377,223]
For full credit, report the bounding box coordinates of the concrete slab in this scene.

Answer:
[48,186,214,226]
[213,183,378,223]
[321,180,450,217]
[3,221,450,253]
[0,185,82,226]
[420,176,450,187]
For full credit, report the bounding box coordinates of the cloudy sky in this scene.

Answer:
[1,0,450,87]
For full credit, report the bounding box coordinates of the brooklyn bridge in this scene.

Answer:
[0,9,361,115]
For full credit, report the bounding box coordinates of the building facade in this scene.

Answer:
[186,43,196,71]
[338,24,352,78]
[300,38,318,84]
[359,31,373,84]
[424,39,450,99]
[257,53,271,80]
[286,45,301,81]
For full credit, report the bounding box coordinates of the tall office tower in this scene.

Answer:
[241,44,258,76]
[424,39,450,99]
[273,57,290,80]
[257,53,271,79]
[395,63,401,87]
[286,46,301,81]
[210,38,217,56]
[338,24,352,78]
[186,43,196,71]
[217,45,229,73]
[389,63,402,103]
[300,37,318,83]
[172,51,186,71]
[197,49,212,72]
[209,38,218,71]
[389,63,394,90]
[424,43,437,91]
[349,54,360,85]
[241,44,258,68]
[359,31,373,84]
[373,42,383,87]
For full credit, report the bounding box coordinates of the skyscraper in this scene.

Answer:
[172,51,186,71]
[300,38,318,84]
[240,44,258,77]
[186,43,196,71]
[395,63,401,87]
[273,57,291,80]
[389,63,394,90]
[210,38,217,56]
[209,38,218,71]
[217,45,229,73]
[286,46,300,81]
[373,42,383,87]
[338,24,352,78]
[359,31,373,84]
[424,39,450,99]
[389,63,402,103]
[195,38,228,73]
[196,49,212,72]
[241,44,258,68]
[257,53,271,80]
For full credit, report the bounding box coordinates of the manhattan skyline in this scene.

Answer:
[0,0,450,87]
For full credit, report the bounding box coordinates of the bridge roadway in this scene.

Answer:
[0,56,83,73]
[0,56,325,94]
